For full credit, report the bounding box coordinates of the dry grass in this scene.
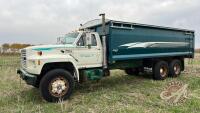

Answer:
[0,54,200,113]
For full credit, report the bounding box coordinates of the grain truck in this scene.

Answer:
[17,14,195,102]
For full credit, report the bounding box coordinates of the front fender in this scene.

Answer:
[27,54,80,80]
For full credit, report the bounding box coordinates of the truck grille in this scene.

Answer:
[21,49,27,69]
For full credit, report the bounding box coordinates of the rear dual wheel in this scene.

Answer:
[169,60,182,77]
[153,59,182,80]
[153,61,169,80]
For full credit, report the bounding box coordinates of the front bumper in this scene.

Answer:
[17,68,37,86]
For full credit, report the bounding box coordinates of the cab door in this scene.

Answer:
[89,33,103,66]
[74,32,102,68]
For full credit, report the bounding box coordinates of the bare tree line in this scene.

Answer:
[0,43,32,53]
[196,49,200,53]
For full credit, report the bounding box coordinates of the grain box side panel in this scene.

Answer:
[109,25,193,62]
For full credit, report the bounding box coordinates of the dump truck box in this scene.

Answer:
[81,19,195,64]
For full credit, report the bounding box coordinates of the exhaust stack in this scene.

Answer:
[99,13,107,69]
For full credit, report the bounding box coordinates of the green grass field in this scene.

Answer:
[0,54,200,113]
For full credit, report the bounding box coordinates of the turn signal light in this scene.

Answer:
[38,60,41,65]
[37,51,42,56]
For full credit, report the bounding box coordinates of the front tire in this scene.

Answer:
[39,69,75,102]
[153,61,169,80]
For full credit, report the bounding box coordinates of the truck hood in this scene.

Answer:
[25,44,75,51]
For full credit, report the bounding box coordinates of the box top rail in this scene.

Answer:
[80,19,194,32]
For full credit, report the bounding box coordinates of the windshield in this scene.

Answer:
[57,32,79,44]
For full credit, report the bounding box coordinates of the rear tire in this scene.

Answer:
[153,61,169,80]
[125,68,139,75]
[39,69,75,102]
[169,59,181,77]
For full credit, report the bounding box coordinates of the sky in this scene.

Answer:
[0,0,199,48]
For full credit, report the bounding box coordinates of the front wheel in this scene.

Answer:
[39,69,75,102]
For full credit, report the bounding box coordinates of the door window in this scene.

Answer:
[77,33,86,46]
[91,34,97,46]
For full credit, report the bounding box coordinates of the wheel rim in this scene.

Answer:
[174,63,181,75]
[160,66,167,77]
[49,76,69,97]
